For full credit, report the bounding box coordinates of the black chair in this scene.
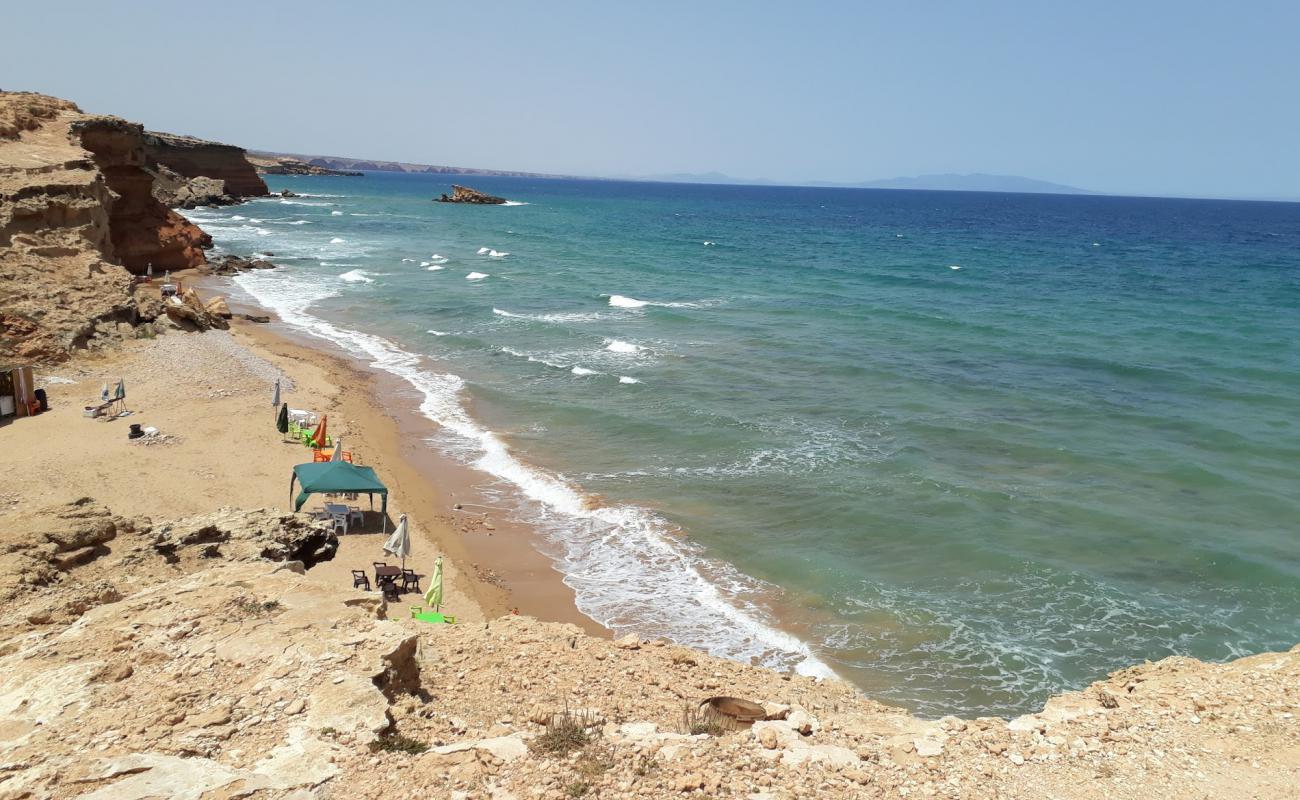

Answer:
[401,569,421,592]
[351,569,371,591]
[380,579,400,602]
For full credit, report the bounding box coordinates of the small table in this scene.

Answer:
[375,565,402,597]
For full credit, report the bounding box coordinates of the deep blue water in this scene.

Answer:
[185,173,1300,716]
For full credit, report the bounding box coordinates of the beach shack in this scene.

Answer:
[0,365,36,418]
[289,461,390,531]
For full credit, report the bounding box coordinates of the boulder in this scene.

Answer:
[205,296,232,319]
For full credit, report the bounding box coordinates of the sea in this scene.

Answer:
[181,173,1300,718]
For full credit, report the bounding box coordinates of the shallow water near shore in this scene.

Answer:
[185,174,1300,717]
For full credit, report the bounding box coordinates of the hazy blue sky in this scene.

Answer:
[3,1,1297,198]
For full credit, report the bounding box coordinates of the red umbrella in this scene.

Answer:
[311,415,328,447]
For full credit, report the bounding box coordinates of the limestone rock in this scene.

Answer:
[614,633,642,650]
[205,296,232,319]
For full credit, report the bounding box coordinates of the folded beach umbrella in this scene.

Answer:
[331,437,344,462]
[311,415,328,448]
[272,378,281,410]
[276,402,289,438]
[383,513,411,570]
[114,379,125,400]
[425,556,444,611]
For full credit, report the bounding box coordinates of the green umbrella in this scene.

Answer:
[424,556,444,611]
[276,403,289,438]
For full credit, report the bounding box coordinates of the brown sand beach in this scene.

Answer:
[2,90,1298,799]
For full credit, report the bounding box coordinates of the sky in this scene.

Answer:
[2,1,1298,199]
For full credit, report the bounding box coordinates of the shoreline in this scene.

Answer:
[189,267,605,634]
[230,315,607,636]
[195,264,841,677]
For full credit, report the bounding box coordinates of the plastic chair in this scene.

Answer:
[352,570,371,591]
[347,506,364,527]
[401,569,421,592]
[330,513,348,535]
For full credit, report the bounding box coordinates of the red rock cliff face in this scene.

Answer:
[0,92,219,362]
[143,131,269,198]
[73,118,211,272]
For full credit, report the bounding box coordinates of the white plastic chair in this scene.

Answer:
[330,513,348,535]
[347,507,364,527]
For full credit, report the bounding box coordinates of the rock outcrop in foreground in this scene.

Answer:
[1,497,1296,800]
[436,184,509,204]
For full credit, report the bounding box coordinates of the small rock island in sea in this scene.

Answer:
[435,184,508,204]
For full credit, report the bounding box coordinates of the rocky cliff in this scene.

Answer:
[247,153,363,176]
[143,130,269,198]
[0,496,1296,800]
[0,92,255,361]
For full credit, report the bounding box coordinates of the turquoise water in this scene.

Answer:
[185,174,1300,717]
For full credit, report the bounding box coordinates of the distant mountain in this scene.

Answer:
[849,173,1097,195]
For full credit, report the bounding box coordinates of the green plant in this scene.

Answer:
[681,704,729,737]
[369,732,428,754]
[565,781,591,797]
[530,708,599,757]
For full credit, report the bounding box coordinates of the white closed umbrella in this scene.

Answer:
[272,378,281,409]
[383,513,411,571]
[331,437,344,462]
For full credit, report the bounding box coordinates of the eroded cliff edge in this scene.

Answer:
[1,497,1296,800]
[0,91,258,362]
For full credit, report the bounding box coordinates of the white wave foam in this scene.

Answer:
[230,253,833,685]
[331,210,344,216]
[249,218,263,223]
[571,366,599,376]
[501,200,528,206]
[492,307,609,324]
[287,220,311,225]
[604,339,643,354]
[607,294,720,310]
[294,192,344,197]
[477,247,490,255]
[703,240,715,246]
[231,215,246,221]
[608,294,649,309]
[402,258,416,263]
[489,250,509,258]
[618,376,641,384]
[429,254,449,263]
[338,269,373,283]
[427,330,449,336]
[278,199,333,206]
[330,237,346,244]
[427,265,445,271]
[466,272,488,280]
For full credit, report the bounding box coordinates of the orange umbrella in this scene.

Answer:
[310,415,328,447]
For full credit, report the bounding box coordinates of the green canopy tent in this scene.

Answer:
[289,461,390,532]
